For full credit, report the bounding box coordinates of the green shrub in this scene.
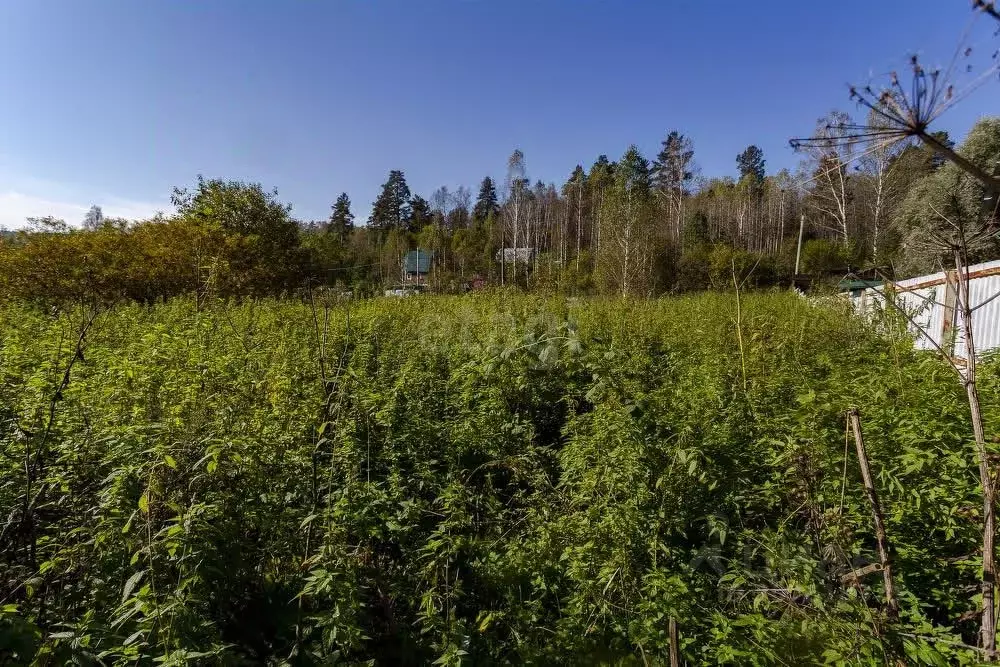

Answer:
[0,293,993,664]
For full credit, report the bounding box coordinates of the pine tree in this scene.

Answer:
[736,145,766,182]
[473,176,499,222]
[328,193,354,239]
[369,170,412,232]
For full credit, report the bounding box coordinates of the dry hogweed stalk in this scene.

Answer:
[791,40,1000,192]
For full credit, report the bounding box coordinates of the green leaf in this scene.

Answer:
[122,570,145,602]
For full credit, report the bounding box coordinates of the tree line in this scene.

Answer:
[2,114,999,304]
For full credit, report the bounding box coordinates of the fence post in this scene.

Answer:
[669,617,680,667]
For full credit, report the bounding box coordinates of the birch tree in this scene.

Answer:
[501,150,529,286]
[802,112,855,246]
[653,132,696,244]
[599,146,652,296]
[856,109,907,261]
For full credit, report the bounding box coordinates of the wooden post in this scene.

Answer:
[848,408,900,620]
[942,269,958,347]
[954,247,996,659]
[669,617,680,667]
[794,213,805,275]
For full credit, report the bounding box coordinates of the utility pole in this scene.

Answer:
[794,213,805,275]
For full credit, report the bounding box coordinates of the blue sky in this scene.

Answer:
[1,0,998,228]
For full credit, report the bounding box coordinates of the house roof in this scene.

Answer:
[496,247,535,263]
[404,249,433,274]
[839,278,883,292]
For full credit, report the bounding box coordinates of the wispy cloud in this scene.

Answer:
[0,191,169,229]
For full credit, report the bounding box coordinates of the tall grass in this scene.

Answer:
[0,292,996,664]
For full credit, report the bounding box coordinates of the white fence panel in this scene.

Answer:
[855,259,1000,359]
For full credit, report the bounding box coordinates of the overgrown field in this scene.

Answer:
[1,293,998,665]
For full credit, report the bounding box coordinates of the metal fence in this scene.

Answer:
[848,259,1000,358]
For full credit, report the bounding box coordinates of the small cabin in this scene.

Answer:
[404,249,433,285]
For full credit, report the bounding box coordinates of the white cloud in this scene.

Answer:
[0,191,168,229]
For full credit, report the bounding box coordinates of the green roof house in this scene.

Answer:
[403,249,433,285]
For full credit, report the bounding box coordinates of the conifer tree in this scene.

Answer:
[473,176,499,222]
[736,145,766,182]
[408,195,432,232]
[328,193,354,239]
[369,170,411,232]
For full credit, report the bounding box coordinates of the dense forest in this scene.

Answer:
[2,113,999,303]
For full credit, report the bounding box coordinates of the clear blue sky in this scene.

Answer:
[1,0,998,227]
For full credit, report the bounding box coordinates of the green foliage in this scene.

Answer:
[369,170,412,233]
[472,177,498,224]
[171,176,298,247]
[682,211,710,248]
[652,131,695,197]
[1,293,995,664]
[328,193,355,240]
[409,195,433,233]
[736,145,766,183]
[894,118,1000,274]
[676,245,712,291]
[799,237,853,275]
[707,245,779,289]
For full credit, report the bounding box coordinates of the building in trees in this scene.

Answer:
[403,248,433,285]
[496,247,536,264]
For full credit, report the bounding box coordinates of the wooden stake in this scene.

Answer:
[669,617,680,667]
[954,247,997,659]
[794,213,805,275]
[848,408,900,620]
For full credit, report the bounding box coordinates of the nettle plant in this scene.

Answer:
[0,292,996,665]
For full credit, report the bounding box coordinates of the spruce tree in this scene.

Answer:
[587,155,615,190]
[408,195,432,232]
[618,146,651,193]
[369,170,411,232]
[328,192,354,239]
[473,176,499,222]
